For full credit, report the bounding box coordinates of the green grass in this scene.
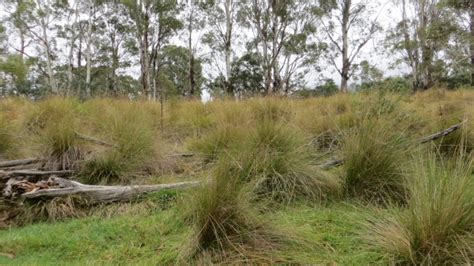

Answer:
[0,201,388,265]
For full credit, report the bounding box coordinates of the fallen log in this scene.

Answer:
[319,120,466,170]
[0,158,41,168]
[1,170,74,180]
[20,177,201,203]
[417,121,465,143]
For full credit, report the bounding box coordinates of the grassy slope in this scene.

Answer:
[0,201,388,265]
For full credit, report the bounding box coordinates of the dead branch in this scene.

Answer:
[0,158,41,168]
[1,170,74,179]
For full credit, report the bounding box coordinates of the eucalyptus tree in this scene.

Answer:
[387,0,455,91]
[122,0,182,100]
[2,0,35,59]
[182,0,207,98]
[239,0,325,95]
[319,0,381,92]
[2,0,60,93]
[30,0,63,94]
[442,0,474,85]
[158,45,204,97]
[95,1,135,95]
[55,0,81,94]
[201,0,239,96]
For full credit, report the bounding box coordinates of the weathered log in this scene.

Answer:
[319,121,466,170]
[1,170,74,179]
[0,158,41,168]
[417,121,465,143]
[21,177,201,203]
[74,132,116,147]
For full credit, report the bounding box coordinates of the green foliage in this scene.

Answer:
[228,52,265,96]
[293,79,339,98]
[0,54,30,92]
[159,45,204,98]
[357,77,411,92]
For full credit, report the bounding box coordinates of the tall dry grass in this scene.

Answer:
[366,152,473,264]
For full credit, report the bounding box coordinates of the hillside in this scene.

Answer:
[1,90,473,264]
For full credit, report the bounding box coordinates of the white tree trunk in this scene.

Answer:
[85,0,94,97]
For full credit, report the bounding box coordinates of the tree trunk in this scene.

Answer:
[470,1,474,86]
[39,2,58,94]
[66,3,79,96]
[340,0,351,93]
[85,0,93,98]
[138,8,151,100]
[224,0,233,97]
[111,47,119,96]
[270,0,279,94]
[187,3,196,98]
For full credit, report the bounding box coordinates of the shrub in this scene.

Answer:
[341,119,410,203]
[366,153,473,264]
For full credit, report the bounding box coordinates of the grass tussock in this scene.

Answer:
[80,104,158,184]
[25,98,84,170]
[240,121,341,203]
[0,113,19,158]
[341,119,411,203]
[181,160,284,263]
[15,196,91,225]
[366,153,474,264]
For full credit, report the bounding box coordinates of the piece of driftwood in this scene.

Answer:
[0,158,41,168]
[20,177,201,203]
[319,120,466,170]
[74,132,116,147]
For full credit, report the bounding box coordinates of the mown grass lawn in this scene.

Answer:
[0,200,389,265]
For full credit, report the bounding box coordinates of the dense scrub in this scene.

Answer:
[0,89,473,264]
